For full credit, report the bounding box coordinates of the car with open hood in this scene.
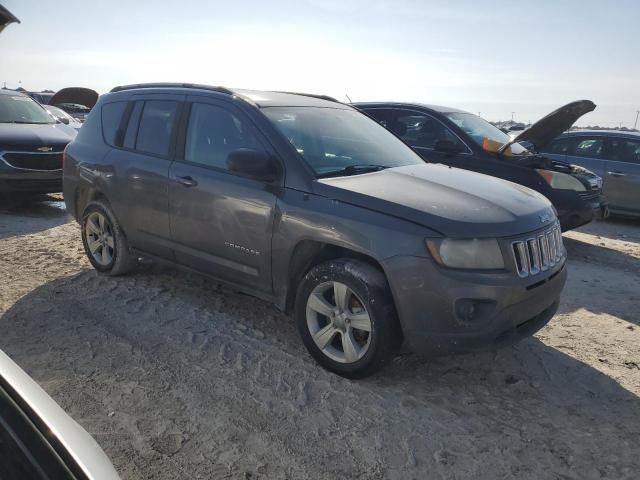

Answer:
[356,100,609,231]
[64,83,567,378]
[50,87,99,122]
[0,89,77,197]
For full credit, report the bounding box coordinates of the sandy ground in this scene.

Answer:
[1,195,639,479]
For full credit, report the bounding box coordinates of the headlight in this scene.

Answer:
[536,169,586,191]
[425,238,505,270]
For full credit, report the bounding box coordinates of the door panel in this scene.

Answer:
[604,137,640,214]
[110,95,184,259]
[168,98,279,292]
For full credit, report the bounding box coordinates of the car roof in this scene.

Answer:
[562,129,640,138]
[352,101,469,114]
[107,83,347,109]
[0,89,26,96]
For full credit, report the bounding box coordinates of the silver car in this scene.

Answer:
[542,130,640,217]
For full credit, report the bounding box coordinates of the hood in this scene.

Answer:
[505,100,596,152]
[0,123,77,149]
[0,5,20,33]
[50,87,99,109]
[315,164,555,238]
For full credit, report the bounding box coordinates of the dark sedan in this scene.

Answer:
[0,89,76,196]
[355,101,609,231]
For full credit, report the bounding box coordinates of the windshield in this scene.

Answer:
[444,112,528,155]
[46,105,75,122]
[0,93,56,124]
[263,107,424,177]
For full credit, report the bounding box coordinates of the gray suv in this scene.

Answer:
[63,84,567,378]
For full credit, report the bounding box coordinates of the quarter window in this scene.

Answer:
[394,110,464,150]
[185,103,262,170]
[609,137,640,164]
[101,101,128,147]
[135,101,179,157]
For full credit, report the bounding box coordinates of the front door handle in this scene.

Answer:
[607,171,627,177]
[172,175,198,187]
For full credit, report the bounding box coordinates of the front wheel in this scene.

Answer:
[81,200,137,276]
[295,259,401,378]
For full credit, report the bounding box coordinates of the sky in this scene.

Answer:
[2,0,639,127]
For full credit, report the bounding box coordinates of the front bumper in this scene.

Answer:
[0,162,62,194]
[557,192,609,231]
[383,255,567,356]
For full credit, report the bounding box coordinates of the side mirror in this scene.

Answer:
[434,139,462,156]
[226,148,279,182]
[58,117,70,125]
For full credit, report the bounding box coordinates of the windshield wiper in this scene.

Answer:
[318,164,389,178]
[1,120,52,124]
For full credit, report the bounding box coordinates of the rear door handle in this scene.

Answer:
[172,175,198,187]
[607,171,627,177]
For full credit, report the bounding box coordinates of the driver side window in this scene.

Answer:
[394,110,463,150]
[185,103,262,170]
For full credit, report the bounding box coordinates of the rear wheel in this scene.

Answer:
[295,259,401,378]
[81,200,136,275]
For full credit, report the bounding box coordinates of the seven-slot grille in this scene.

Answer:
[512,223,564,278]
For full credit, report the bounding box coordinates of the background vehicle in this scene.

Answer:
[46,104,83,131]
[541,130,640,218]
[64,84,566,378]
[0,89,76,196]
[0,349,119,479]
[356,100,608,231]
[49,87,99,122]
[27,91,55,105]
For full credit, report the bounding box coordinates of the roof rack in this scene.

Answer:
[273,91,340,103]
[109,83,233,95]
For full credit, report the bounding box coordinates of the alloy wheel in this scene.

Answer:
[85,212,115,266]
[305,281,372,363]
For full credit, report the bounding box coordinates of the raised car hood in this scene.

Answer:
[509,100,596,151]
[315,164,555,238]
[0,123,76,149]
[50,87,99,109]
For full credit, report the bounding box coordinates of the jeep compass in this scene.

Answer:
[63,83,567,378]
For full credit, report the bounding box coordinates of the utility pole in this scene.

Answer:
[511,112,515,122]
[634,110,640,130]
[478,112,481,117]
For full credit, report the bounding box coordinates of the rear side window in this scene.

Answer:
[135,101,178,157]
[609,137,640,164]
[101,102,128,147]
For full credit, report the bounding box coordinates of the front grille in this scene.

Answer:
[578,189,601,201]
[1,152,63,171]
[512,223,564,278]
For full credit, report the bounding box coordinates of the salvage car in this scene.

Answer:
[356,100,608,231]
[541,130,640,218]
[64,84,567,378]
[50,87,99,122]
[0,349,119,479]
[0,89,76,196]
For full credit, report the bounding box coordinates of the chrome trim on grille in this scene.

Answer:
[512,224,564,278]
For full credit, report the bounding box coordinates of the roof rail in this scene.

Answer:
[273,91,340,103]
[109,83,233,95]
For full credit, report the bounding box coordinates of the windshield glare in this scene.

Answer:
[0,94,56,124]
[444,112,528,155]
[264,107,424,176]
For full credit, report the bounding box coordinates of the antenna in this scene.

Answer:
[345,93,352,103]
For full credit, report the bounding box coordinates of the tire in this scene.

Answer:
[81,199,137,276]
[294,258,401,379]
